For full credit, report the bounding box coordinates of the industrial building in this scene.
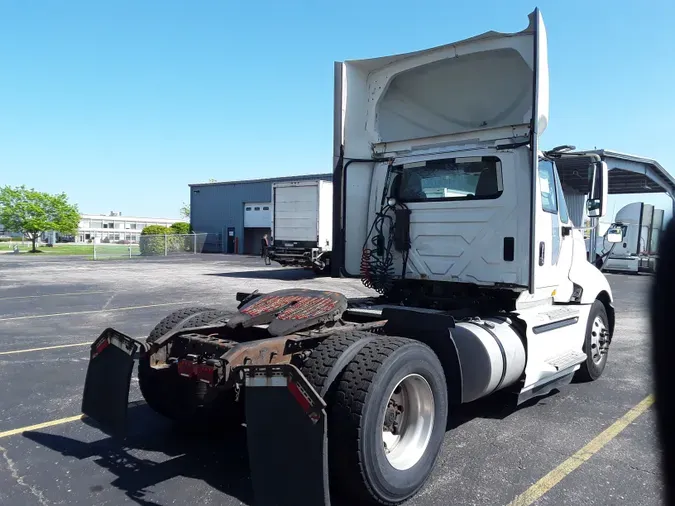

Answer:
[75,212,186,243]
[189,173,332,254]
[5,212,185,244]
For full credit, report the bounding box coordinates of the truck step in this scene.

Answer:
[545,349,587,371]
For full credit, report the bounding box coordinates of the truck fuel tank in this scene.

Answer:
[452,317,526,403]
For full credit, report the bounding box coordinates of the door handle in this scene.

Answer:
[539,242,545,266]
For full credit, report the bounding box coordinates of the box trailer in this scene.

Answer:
[268,179,333,274]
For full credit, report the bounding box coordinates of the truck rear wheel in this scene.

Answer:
[326,337,448,505]
[138,306,240,428]
[299,331,366,392]
[575,300,610,382]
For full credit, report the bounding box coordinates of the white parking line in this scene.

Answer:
[0,343,90,355]
[0,336,147,355]
[0,301,197,322]
[0,290,108,301]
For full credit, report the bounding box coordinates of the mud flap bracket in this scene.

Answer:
[81,328,142,436]
[242,363,330,506]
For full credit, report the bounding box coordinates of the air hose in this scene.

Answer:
[360,200,414,295]
[360,204,397,294]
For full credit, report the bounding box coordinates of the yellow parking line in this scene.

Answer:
[0,301,197,322]
[0,414,85,439]
[0,290,107,301]
[508,394,655,506]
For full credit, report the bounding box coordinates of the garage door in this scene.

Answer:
[244,202,272,228]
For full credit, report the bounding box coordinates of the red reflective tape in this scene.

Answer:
[287,380,310,412]
[177,360,194,377]
[92,338,109,358]
[194,363,214,384]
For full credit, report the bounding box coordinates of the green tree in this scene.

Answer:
[179,202,190,219]
[139,225,173,256]
[170,221,190,234]
[141,224,173,236]
[0,185,80,253]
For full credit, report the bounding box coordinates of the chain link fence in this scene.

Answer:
[1,234,209,260]
[93,233,208,260]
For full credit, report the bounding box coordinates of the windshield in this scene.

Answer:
[390,156,503,202]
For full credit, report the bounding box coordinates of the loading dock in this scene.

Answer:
[243,202,271,255]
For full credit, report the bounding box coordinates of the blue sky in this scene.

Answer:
[1,0,674,221]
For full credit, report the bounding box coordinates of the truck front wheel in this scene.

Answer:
[575,300,610,382]
[328,337,448,505]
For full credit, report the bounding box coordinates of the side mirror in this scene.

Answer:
[606,225,624,243]
[586,161,608,218]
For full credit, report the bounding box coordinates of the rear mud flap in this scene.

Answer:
[242,364,330,506]
[81,328,141,436]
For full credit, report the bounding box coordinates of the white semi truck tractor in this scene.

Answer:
[81,9,625,506]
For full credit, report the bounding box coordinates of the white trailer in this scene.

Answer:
[268,179,333,274]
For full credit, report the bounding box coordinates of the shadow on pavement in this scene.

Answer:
[22,402,364,506]
[23,403,253,506]
[21,390,559,506]
[449,389,560,430]
[205,269,317,281]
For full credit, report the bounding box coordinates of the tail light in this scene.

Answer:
[91,338,110,359]
[177,359,194,377]
[194,363,217,384]
[176,357,219,385]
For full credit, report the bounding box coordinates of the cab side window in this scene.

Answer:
[538,160,558,214]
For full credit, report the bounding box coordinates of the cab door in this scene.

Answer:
[533,159,575,299]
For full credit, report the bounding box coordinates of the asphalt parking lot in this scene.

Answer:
[0,254,664,505]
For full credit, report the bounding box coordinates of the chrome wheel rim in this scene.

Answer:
[381,373,435,471]
[590,316,608,364]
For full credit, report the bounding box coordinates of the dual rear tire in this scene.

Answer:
[138,306,241,429]
[300,333,448,505]
[141,311,447,504]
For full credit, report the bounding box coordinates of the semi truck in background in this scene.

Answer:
[267,179,333,274]
[588,202,665,273]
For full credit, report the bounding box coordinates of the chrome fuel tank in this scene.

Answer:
[452,317,526,403]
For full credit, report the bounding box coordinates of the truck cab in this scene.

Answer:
[332,8,617,395]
